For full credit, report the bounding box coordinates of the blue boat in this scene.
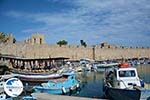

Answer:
[33,73,80,95]
[22,96,36,100]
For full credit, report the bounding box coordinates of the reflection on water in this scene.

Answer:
[73,71,104,99]
[137,64,150,83]
[73,64,150,99]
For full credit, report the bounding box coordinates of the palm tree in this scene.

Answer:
[0,32,7,43]
[0,32,16,43]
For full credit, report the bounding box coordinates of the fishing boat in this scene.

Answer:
[14,73,62,83]
[103,63,150,100]
[33,73,80,95]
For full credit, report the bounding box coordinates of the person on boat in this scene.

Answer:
[106,71,114,86]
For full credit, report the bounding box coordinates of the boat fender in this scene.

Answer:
[70,86,74,90]
[62,87,66,94]
[76,84,79,88]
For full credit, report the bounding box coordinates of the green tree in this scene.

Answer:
[0,32,9,43]
[57,40,68,47]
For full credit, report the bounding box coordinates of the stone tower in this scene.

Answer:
[25,33,45,45]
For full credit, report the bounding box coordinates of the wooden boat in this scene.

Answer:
[103,63,150,100]
[14,73,62,83]
[33,73,80,95]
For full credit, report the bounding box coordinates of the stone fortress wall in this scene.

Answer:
[0,34,150,60]
[0,43,150,60]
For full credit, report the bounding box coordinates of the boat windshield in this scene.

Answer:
[119,70,136,77]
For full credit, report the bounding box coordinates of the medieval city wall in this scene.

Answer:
[0,43,150,60]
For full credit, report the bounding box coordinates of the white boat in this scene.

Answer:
[0,76,23,100]
[103,63,150,100]
[94,62,119,72]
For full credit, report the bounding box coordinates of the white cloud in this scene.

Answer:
[4,0,150,46]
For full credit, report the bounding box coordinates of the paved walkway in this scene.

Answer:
[32,93,108,100]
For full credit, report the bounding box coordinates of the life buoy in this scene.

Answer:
[119,63,130,68]
[76,84,79,88]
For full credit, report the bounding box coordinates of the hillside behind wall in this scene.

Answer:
[0,43,150,60]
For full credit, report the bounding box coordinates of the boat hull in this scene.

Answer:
[14,74,62,83]
[33,74,80,95]
[104,86,141,100]
[34,84,79,95]
[34,87,70,94]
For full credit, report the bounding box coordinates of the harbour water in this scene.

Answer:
[72,64,150,99]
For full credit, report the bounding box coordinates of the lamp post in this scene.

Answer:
[92,45,96,60]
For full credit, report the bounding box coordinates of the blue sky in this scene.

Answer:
[0,0,150,47]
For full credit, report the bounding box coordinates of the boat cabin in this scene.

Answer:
[111,67,141,89]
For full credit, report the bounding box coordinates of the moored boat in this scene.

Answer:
[95,62,119,72]
[14,73,62,83]
[103,63,150,100]
[33,73,80,95]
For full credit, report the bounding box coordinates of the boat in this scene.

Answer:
[33,73,80,95]
[22,96,36,100]
[103,63,150,100]
[94,62,119,72]
[0,76,24,100]
[0,74,15,94]
[14,73,62,83]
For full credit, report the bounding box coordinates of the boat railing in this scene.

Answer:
[107,82,112,87]
[103,78,112,87]
[118,80,128,89]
